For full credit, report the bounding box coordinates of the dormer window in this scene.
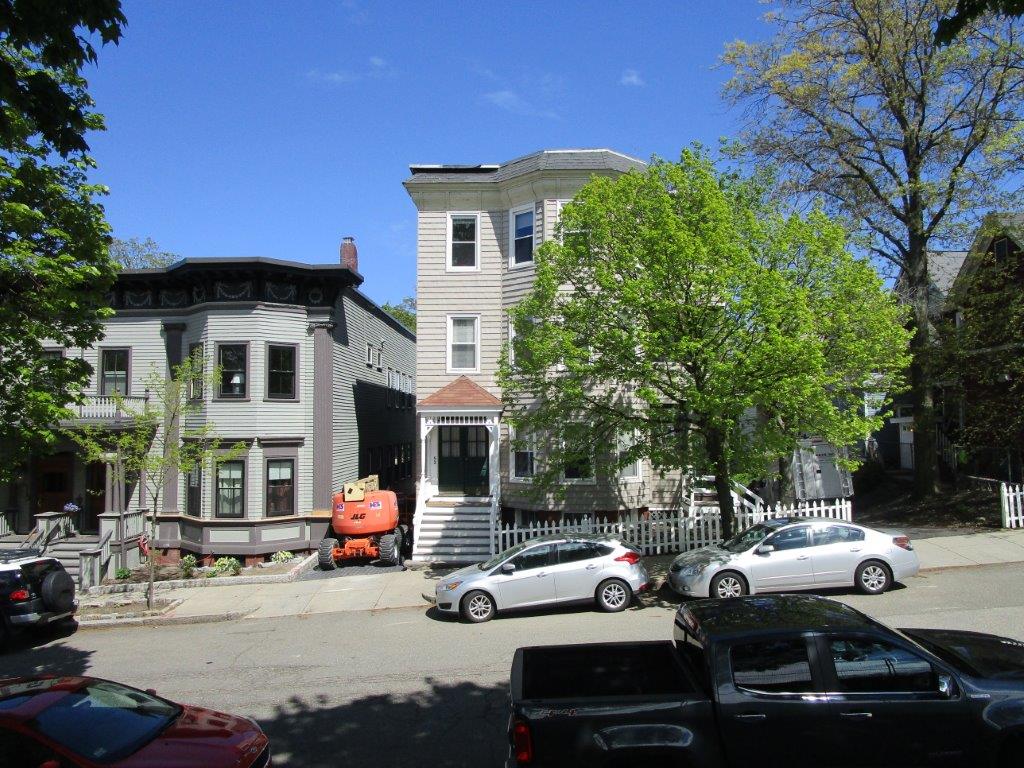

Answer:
[994,236,1010,264]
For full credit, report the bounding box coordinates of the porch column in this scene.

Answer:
[162,322,186,512]
[309,320,336,511]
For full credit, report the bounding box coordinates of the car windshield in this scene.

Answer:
[720,523,776,554]
[31,681,181,764]
[479,541,533,570]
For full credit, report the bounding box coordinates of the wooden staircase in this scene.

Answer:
[0,532,100,584]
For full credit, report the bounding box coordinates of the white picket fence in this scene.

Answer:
[1001,483,1024,529]
[494,498,853,556]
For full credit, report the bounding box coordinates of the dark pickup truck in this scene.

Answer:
[507,594,1024,767]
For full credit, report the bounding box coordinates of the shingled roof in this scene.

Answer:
[406,149,646,185]
[418,376,503,409]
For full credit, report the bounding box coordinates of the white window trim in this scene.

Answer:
[617,432,642,483]
[446,313,481,374]
[447,211,481,272]
[509,426,535,483]
[508,203,535,270]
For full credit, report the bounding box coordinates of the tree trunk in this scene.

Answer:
[706,428,736,540]
[147,493,158,610]
[908,234,939,499]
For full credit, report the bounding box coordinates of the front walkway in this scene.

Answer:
[78,528,1024,624]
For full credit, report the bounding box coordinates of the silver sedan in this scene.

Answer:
[668,516,920,599]
[434,534,649,622]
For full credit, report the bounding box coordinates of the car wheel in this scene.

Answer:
[378,532,401,567]
[596,578,631,612]
[318,538,338,570]
[856,560,892,594]
[461,590,496,623]
[709,571,747,599]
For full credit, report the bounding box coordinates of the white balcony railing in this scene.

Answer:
[66,394,149,422]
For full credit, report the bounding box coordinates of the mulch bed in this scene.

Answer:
[853,471,1001,528]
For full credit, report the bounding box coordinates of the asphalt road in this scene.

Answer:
[2,563,1023,767]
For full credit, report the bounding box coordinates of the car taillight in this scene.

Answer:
[9,588,30,601]
[512,720,532,764]
[893,535,913,551]
[614,551,641,565]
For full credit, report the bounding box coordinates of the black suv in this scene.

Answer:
[0,550,77,649]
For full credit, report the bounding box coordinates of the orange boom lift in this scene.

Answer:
[318,475,411,569]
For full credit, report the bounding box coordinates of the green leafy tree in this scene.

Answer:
[498,151,910,538]
[936,244,1024,469]
[723,0,1024,499]
[110,236,177,269]
[0,1,126,480]
[936,0,1024,42]
[69,355,244,608]
[382,296,416,331]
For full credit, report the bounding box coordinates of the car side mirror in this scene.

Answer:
[501,562,516,574]
[145,688,157,696]
[937,673,956,698]
[756,545,774,555]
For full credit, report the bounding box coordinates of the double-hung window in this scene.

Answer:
[100,349,129,396]
[449,213,478,270]
[187,343,204,400]
[562,426,595,483]
[510,205,534,266]
[447,315,479,372]
[266,459,295,517]
[215,460,244,518]
[267,344,297,400]
[217,344,247,399]
[618,432,641,481]
[510,427,535,481]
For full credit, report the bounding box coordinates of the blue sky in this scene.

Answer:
[85,0,771,307]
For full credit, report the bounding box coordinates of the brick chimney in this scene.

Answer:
[340,236,358,272]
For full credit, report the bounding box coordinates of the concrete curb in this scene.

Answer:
[918,559,1024,574]
[85,553,318,595]
[77,598,183,625]
[77,607,254,629]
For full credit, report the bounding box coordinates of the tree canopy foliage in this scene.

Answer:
[0,1,124,478]
[382,296,416,332]
[723,0,1024,498]
[110,236,178,269]
[498,151,910,537]
[936,0,1024,42]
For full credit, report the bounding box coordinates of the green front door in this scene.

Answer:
[438,426,489,496]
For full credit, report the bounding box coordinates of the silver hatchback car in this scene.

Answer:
[668,516,920,599]
[434,534,649,622]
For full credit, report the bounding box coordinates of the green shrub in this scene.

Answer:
[212,556,242,576]
[115,567,131,581]
[180,554,198,579]
[271,550,294,564]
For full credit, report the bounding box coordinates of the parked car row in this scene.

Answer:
[437,516,920,623]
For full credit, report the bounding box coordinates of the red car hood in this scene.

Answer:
[113,704,268,768]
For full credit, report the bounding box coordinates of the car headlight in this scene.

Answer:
[441,581,463,592]
[675,565,702,578]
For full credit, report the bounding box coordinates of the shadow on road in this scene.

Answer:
[259,677,509,767]
[0,620,93,677]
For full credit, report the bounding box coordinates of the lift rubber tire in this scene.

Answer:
[855,560,892,595]
[595,578,631,612]
[318,538,338,571]
[461,590,496,623]
[41,569,75,613]
[379,532,401,566]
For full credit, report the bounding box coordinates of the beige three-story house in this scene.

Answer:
[403,149,701,563]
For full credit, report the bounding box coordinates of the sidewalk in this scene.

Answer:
[78,528,1024,626]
